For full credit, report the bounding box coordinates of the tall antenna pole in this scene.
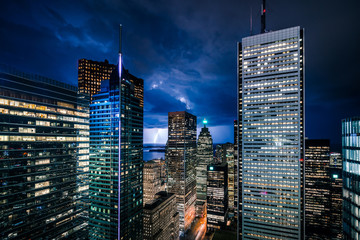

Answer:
[119,24,122,54]
[250,6,253,36]
[261,0,266,33]
[117,23,122,240]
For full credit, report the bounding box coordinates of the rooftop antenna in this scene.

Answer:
[250,6,253,35]
[261,0,266,33]
[118,24,122,77]
[119,24,122,55]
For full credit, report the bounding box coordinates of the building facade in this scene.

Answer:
[196,119,213,217]
[89,65,144,240]
[78,59,116,98]
[305,139,331,239]
[0,65,89,239]
[143,192,179,240]
[329,152,343,239]
[207,163,228,231]
[143,160,162,205]
[166,111,197,234]
[238,26,305,239]
[342,117,360,239]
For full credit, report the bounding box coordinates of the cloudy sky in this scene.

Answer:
[1,0,359,148]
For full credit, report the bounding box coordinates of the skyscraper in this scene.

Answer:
[166,111,197,234]
[143,160,162,205]
[207,163,228,231]
[237,26,305,239]
[305,139,331,239]
[0,64,89,239]
[143,191,179,240]
[78,59,116,98]
[329,152,343,239]
[88,26,144,240]
[196,119,213,217]
[342,117,360,239]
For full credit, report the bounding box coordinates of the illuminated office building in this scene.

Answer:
[196,119,213,217]
[143,160,162,205]
[0,65,89,239]
[166,111,197,234]
[89,65,143,240]
[238,26,305,239]
[78,59,116,98]
[143,191,179,240]
[233,120,241,236]
[329,152,343,239]
[305,139,331,239]
[214,143,235,215]
[342,117,360,240]
[207,163,228,231]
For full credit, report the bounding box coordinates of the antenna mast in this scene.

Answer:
[250,6,253,35]
[261,0,266,33]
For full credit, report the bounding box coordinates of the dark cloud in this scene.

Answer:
[0,0,359,146]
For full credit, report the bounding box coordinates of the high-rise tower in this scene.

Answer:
[89,26,144,240]
[196,119,213,217]
[237,26,305,239]
[342,117,360,239]
[166,111,197,234]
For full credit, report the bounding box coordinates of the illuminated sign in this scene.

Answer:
[333,174,338,179]
[209,166,214,170]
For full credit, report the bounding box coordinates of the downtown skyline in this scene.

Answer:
[1,1,360,147]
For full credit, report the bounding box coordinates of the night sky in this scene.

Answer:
[1,0,360,148]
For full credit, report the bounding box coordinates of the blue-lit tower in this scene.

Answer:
[89,25,144,240]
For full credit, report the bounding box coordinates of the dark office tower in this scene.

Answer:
[237,26,305,239]
[342,117,360,239]
[196,119,213,217]
[78,59,116,98]
[214,143,235,216]
[89,26,144,240]
[207,163,228,231]
[329,152,343,239]
[166,111,197,234]
[143,192,179,240]
[305,139,331,239]
[0,65,89,239]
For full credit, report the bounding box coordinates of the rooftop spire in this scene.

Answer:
[261,0,266,33]
[119,24,122,54]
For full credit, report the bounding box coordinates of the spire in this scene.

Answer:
[203,118,208,128]
[119,24,122,54]
[261,0,266,33]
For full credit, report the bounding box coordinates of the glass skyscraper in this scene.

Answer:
[196,119,213,217]
[237,26,305,239]
[342,117,360,239]
[89,65,144,240]
[166,111,197,234]
[0,64,89,239]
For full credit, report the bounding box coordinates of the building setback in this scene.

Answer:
[305,139,331,239]
[88,64,144,239]
[207,163,228,231]
[166,111,197,234]
[0,64,89,239]
[78,59,116,99]
[238,26,305,239]
[143,191,179,240]
[342,117,360,239]
[196,119,213,217]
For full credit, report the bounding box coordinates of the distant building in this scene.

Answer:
[207,163,228,231]
[196,119,213,217]
[329,152,343,239]
[143,160,162,205]
[215,143,235,216]
[166,111,197,234]
[89,65,144,239]
[237,26,305,239]
[342,117,360,239]
[305,139,331,239]
[78,58,116,98]
[0,64,89,239]
[143,191,179,240]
